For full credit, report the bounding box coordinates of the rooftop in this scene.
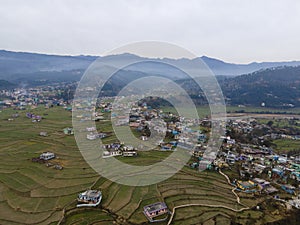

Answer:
[143,202,167,214]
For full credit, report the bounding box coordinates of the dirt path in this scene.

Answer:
[167,170,249,225]
[218,170,241,204]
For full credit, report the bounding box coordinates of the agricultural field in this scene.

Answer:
[273,139,300,153]
[162,106,300,118]
[255,118,300,154]
[257,118,300,129]
[225,106,300,115]
[0,106,291,224]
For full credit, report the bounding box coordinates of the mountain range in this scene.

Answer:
[1,49,300,108]
[220,66,300,107]
[1,49,300,83]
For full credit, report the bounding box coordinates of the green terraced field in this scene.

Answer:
[273,139,300,153]
[0,106,287,224]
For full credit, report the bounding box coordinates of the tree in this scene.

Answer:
[267,121,274,127]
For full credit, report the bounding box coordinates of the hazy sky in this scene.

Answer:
[1,0,300,63]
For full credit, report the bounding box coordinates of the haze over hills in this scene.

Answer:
[220,66,300,107]
[176,65,300,108]
[1,49,300,108]
[198,56,300,76]
[0,80,15,89]
[1,49,300,84]
[0,50,95,75]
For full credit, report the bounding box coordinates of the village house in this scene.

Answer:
[123,151,137,157]
[103,143,121,150]
[115,118,129,126]
[11,113,19,118]
[294,156,300,164]
[54,164,63,170]
[77,190,102,207]
[141,136,148,141]
[39,152,55,161]
[160,144,173,151]
[143,202,169,222]
[63,127,74,135]
[87,133,97,140]
[289,198,300,209]
[225,151,236,165]
[86,126,96,132]
[281,184,296,195]
[199,159,213,170]
[102,150,122,158]
[253,178,278,194]
[39,131,48,137]
[290,171,300,182]
[97,133,107,139]
[235,180,257,193]
[122,145,135,151]
[129,122,140,128]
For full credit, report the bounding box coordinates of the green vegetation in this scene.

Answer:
[257,118,300,129]
[63,210,114,225]
[116,151,172,166]
[220,66,300,108]
[162,106,300,118]
[226,106,300,114]
[0,106,291,224]
[273,139,300,153]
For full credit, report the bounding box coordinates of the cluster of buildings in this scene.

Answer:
[3,84,300,216]
[98,100,299,202]
[111,101,207,149]
[26,112,42,122]
[0,84,74,109]
[198,117,300,209]
[102,143,137,158]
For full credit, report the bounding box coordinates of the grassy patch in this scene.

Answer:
[273,139,300,153]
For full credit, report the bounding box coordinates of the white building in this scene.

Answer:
[77,190,102,207]
[87,133,97,140]
[86,126,96,132]
[40,152,55,160]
